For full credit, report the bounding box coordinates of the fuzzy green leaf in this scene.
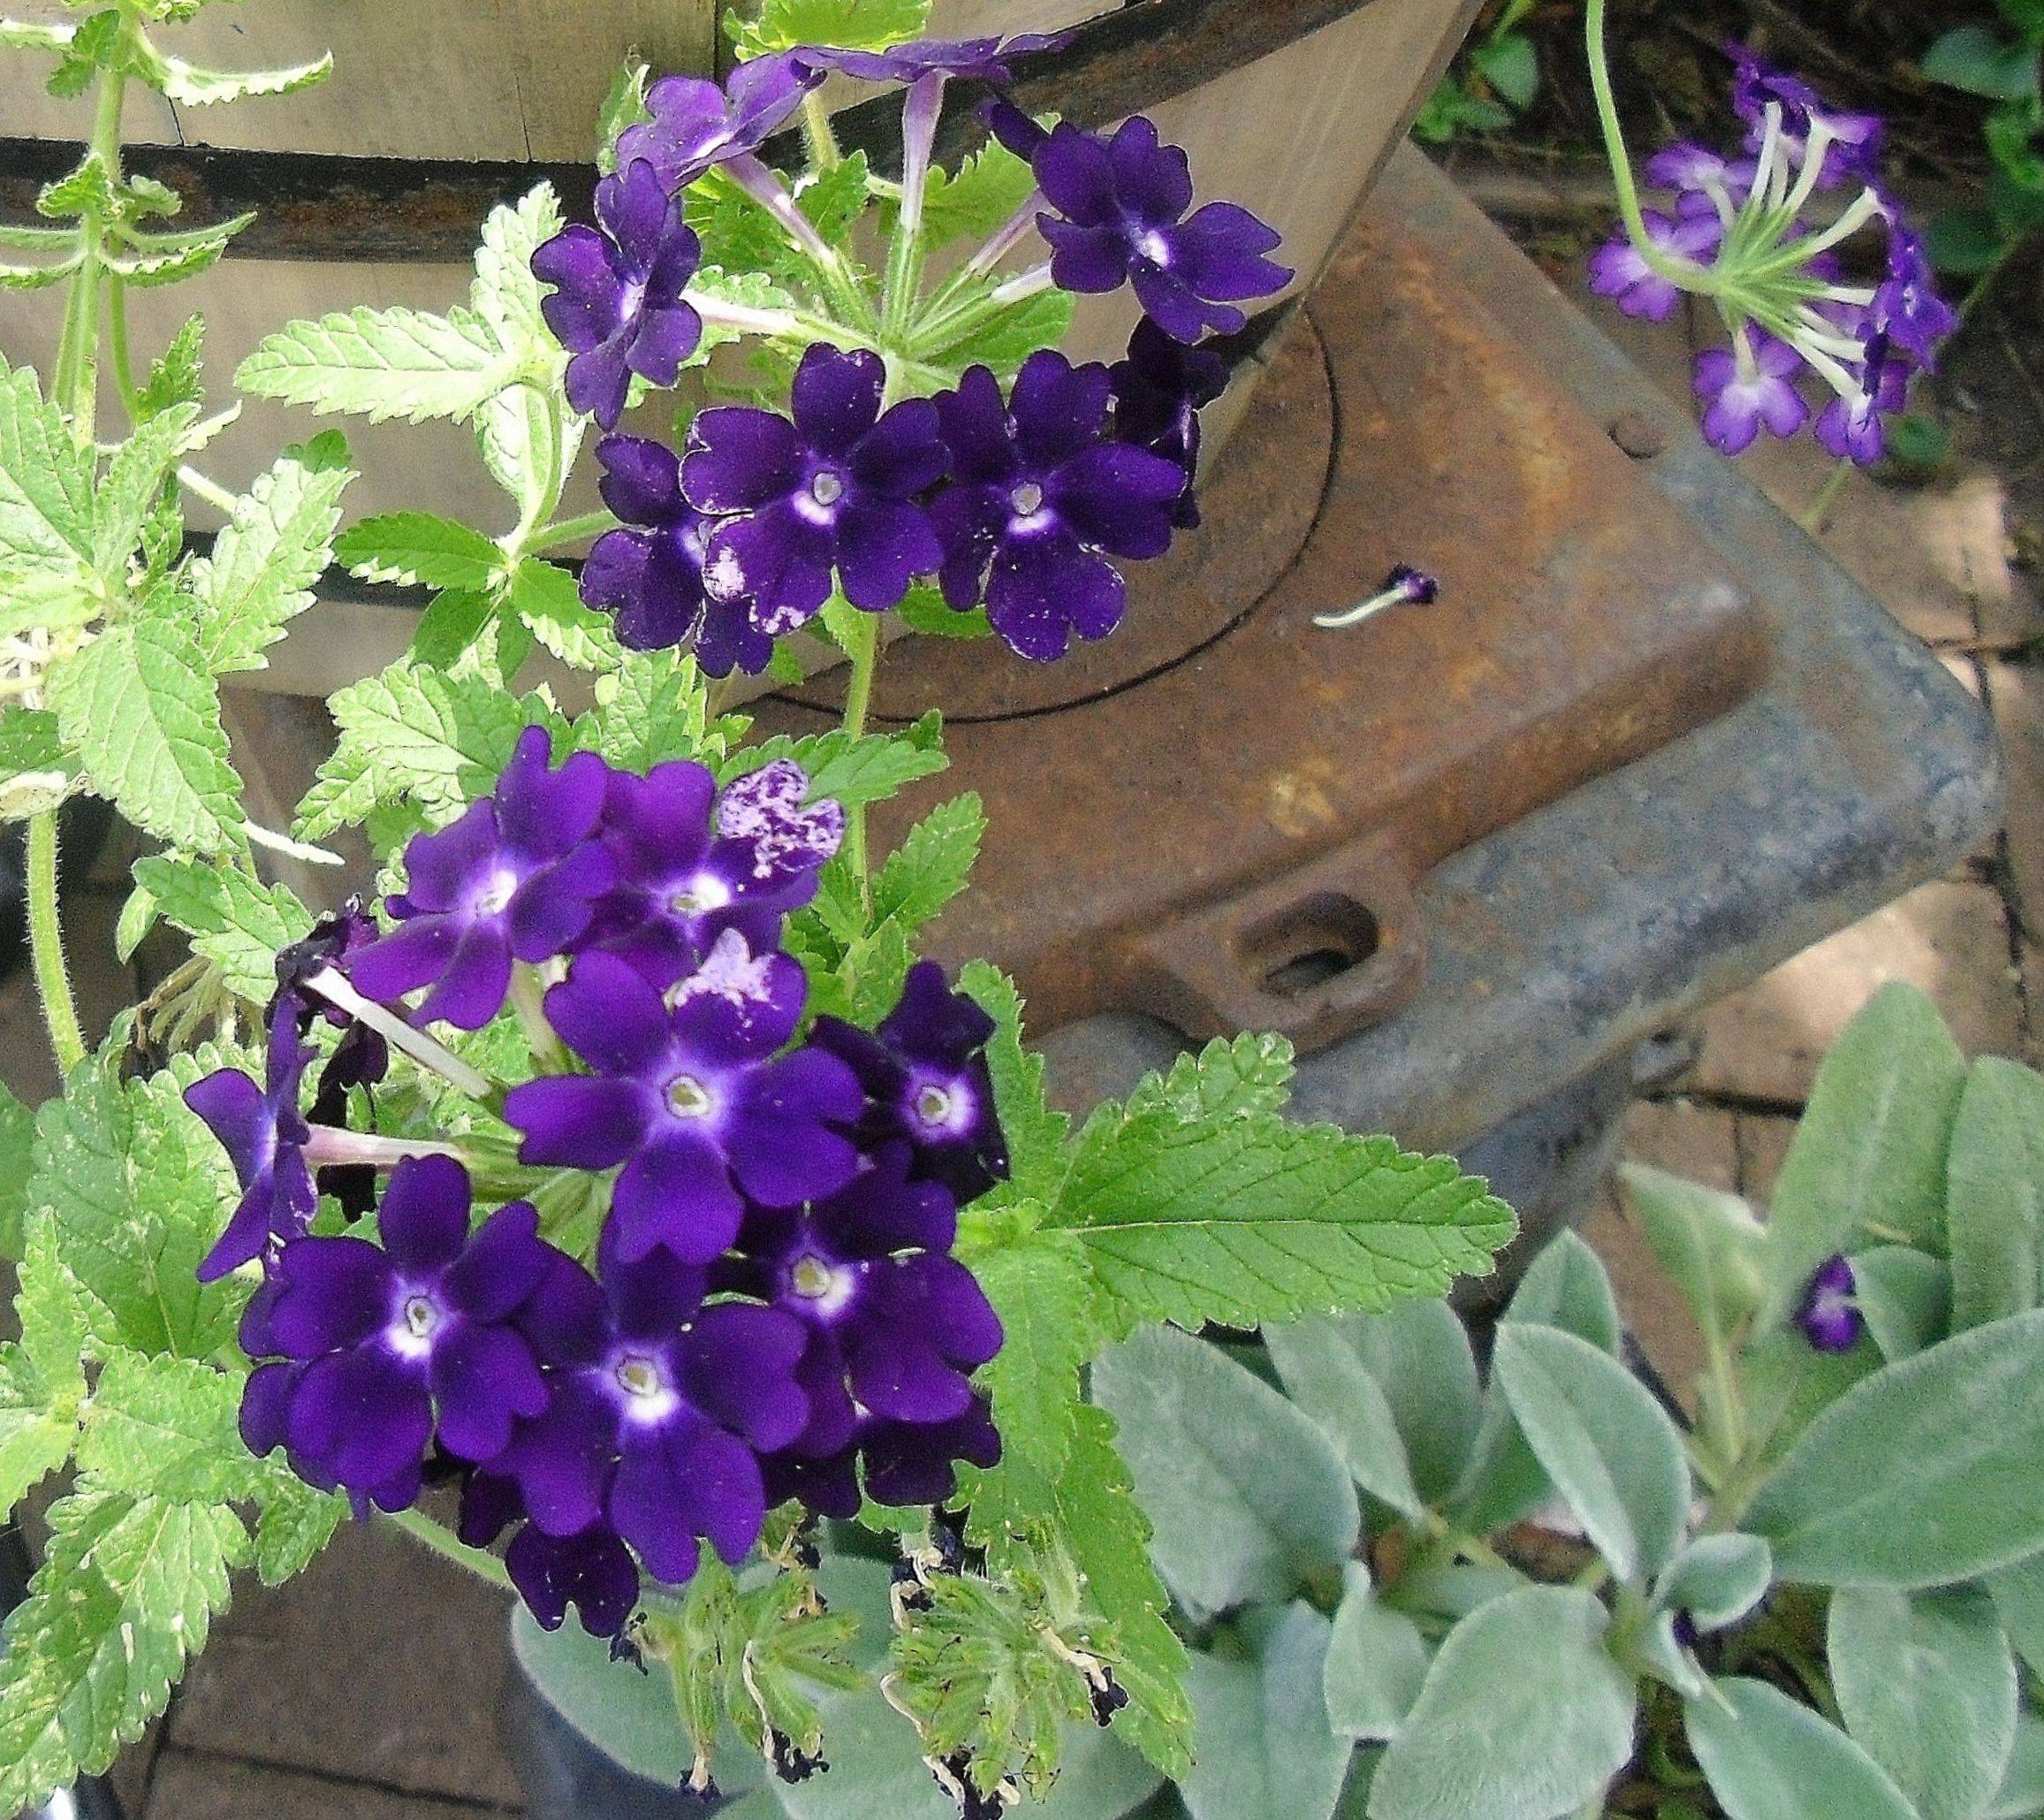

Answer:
[730,0,929,57]
[0,1489,244,1813]
[920,138,1038,250]
[1946,1057,2044,1330]
[74,1352,255,1504]
[1265,1315,1430,1521]
[1685,1677,1922,1820]
[513,558,623,671]
[575,649,730,773]
[337,510,505,590]
[190,438,354,674]
[1060,1103,1513,1335]
[130,856,313,1002]
[726,712,948,810]
[0,1229,86,1510]
[236,304,520,425]
[131,39,332,105]
[90,401,204,575]
[51,615,244,854]
[1620,1162,1767,1343]
[0,359,95,582]
[1181,1603,1351,1820]
[1322,1563,1431,1742]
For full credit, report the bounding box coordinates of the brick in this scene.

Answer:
[145,1749,514,1820]
[1734,1115,1801,1207]
[170,1520,524,1809]
[1691,882,2024,1103]
[1989,660,2044,945]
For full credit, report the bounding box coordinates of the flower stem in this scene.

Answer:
[1584,0,1713,296]
[1799,457,1852,534]
[27,810,85,1074]
[802,90,842,170]
[528,508,619,554]
[838,609,880,894]
[177,463,241,515]
[380,1505,514,1593]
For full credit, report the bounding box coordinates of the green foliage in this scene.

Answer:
[130,856,313,1001]
[1946,1057,2044,1329]
[1922,7,2044,278]
[916,140,1039,251]
[336,509,506,590]
[728,0,930,59]
[1179,1604,1351,1820]
[574,649,736,774]
[1322,1563,1431,1743]
[1683,1678,1921,1820]
[1412,0,1542,143]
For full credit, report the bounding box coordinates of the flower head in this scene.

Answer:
[492,1245,809,1586]
[1110,319,1227,530]
[1873,226,1959,368]
[684,344,949,633]
[346,727,617,1031]
[460,1471,641,1639]
[930,353,1187,662]
[1026,116,1291,343]
[1794,1253,1865,1352]
[187,994,318,1282]
[532,160,703,430]
[581,434,771,677]
[811,962,1009,1202]
[1694,332,1810,455]
[503,946,863,1265]
[590,757,842,993]
[616,54,821,191]
[242,1158,556,1508]
[790,32,1068,87]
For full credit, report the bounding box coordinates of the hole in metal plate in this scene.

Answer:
[1240,892,1381,1001]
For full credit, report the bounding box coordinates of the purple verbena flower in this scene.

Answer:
[1728,45,1883,187]
[616,53,821,192]
[811,961,1009,1203]
[346,727,617,1032]
[929,352,1187,661]
[589,757,843,993]
[532,160,703,431]
[503,946,862,1265]
[790,33,1068,86]
[764,1399,1001,1520]
[581,434,772,677]
[1694,332,1810,455]
[244,1158,555,1509]
[187,994,318,1283]
[492,1245,809,1587]
[1027,116,1291,343]
[683,344,949,633]
[1110,318,1227,530]
[1873,226,1959,368]
[460,1470,641,1639]
[1587,209,1725,323]
[1814,338,1911,465]
[1794,1253,1865,1352]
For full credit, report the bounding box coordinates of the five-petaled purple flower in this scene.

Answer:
[188,994,318,1283]
[930,353,1186,661]
[812,961,1009,1203]
[460,1470,642,1638]
[504,946,862,1266]
[243,1158,553,1510]
[616,53,820,192]
[1110,319,1227,530]
[1025,116,1291,344]
[532,160,703,431]
[1694,332,1810,455]
[346,727,616,1032]
[581,434,771,677]
[493,1245,809,1587]
[589,758,843,993]
[1794,1254,1865,1353]
[685,344,949,633]
[1587,210,1725,323]
[1728,45,1883,187]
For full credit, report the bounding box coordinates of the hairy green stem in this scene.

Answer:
[1584,0,1713,295]
[105,275,140,415]
[27,811,85,1074]
[838,611,880,895]
[528,507,619,553]
[1799,457,1852,534]
[381,1506,514,1592]
[177,463,242,515]
[802,90,842,170]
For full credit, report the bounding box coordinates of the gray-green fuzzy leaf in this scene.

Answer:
[1946,1058,2044,1330]
[1851,1246,1952,1362]
[1984,1550,2044,1680]
[1181,1604,1351,1820]
[1652,1534,1773,1633]
[1265,1316,1428,1520]
[1684,1676,1923,1820]
[1620,1161,1767,1339]
[1324,1563,1432,1742]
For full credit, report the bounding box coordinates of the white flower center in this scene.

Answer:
[788,1251,856,1318]
[472,867,520,917]
[666,1074,715,1119]
[810,469,846,507]
[1009,481,1046,519]
[388,1293,443,1359]
[1136,230,1173,268]
[914,1083,955,1128]
[616,1355,663,1398]
[667,873,731,918]
[613,1352,680,1423]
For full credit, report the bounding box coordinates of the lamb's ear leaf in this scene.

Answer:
[1945,1056,2044,1332]
[1322,1562,1431,1742]
[1180,1603,1350,1820]
[1683,1677,1921,1820]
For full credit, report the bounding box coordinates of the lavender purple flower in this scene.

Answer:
[1794,1253,1865,1353]
[346,727,616,1032]
[615,53,820,192]
[790,33,1068,87]
[532,160,703,431]
[1585,209,1725,323]
[1693,332,1809,455]
[929,353,1187,662]
[684,344,949,632]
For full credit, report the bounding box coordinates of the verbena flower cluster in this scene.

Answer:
[187,728,1010,1638]
[533,37,1288,668]
[1590,44,1955,465]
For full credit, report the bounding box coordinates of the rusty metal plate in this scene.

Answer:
[750,190,1774,1051]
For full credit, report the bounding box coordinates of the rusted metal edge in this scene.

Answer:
[0,0,1383,262]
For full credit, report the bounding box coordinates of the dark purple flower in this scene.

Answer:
[581,434,772,678]
[728,1149,1001,1474]
[615,54,820,192]
[683,345,949,633]
[1587,209,1725,323]
[1025,115,1290,343]
[1873,227,1957,368]
[492,1245,809,1586]
[1727,46,1883,187]
[790,33,1068,86]
[460,1470,641,1639]
[1794,1254,1865,1352]
[346,727,617,1032]
[764,1400,1001,1520]
[589,757,842,992]
[1110,319,1227,530]
[1814,342,1910,466]
[532,160,703,431]
[1694,332,1810,455]
[929,353,1186,661]
[244,1158,554,1509]
[188,994,318,1283]
[811,962,1009,1203]
[503,947,863,1266]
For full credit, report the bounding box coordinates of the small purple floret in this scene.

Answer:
[346,727,617,1032]
[1586,209,1724,323]
[1794,1254,1865,1352]
[188,994,319,1283]
[616,54,821,192]
[790,33,1069,87]
[1694,333,1810,455]
[684,345,949,633]
[460,1470,641,1639]
[1728,44,1883,187]
[531,160,703,431]
[1110,318,1227,530]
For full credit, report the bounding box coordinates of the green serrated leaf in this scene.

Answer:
[0,1489,244,1813]
[337,510,505,590]
[47,10,118,101]
[74,1352,258,1504]
[37,150,120,224]
[730,0,930,57]
[0,1078,34,1260]
[0,358,97,582]
[1060,1105,1513,1334]
[473,185,565,362]
[1122,1032,1296,1123]
[134,314,205,423]
[142,49,333,106]
[723,712,947,810]
[513,558,622,671]
[920,138,1039,251]
[967,1232,1097,1488]
[101,216,252,286]
[870,792,982,936]
[958,962,1069,1213]
[688,265,802,365]
[190,441,353,674]
[236,304,520,425]
[251,1476,344,1587]
[131,855,311,1001]
[0,1340,80,1515]
[896,579,990,640]
[90,400,203,575]
[0,707,78,824]
[934,287,1076,380]
[51,613,245,854]
[576,647,731,773]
